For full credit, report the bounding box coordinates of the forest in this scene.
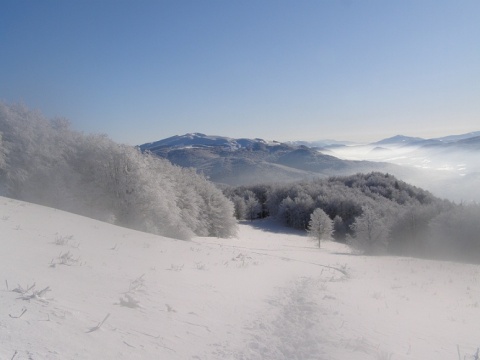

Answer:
[223,173,480,262]
[0,102,237,239]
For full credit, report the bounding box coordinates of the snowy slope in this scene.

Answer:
[1,197,479,359]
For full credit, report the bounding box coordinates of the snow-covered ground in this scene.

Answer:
[1,196,479,360]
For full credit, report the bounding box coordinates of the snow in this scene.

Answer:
[1,196,479,359]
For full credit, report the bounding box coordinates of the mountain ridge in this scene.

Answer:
[139,133,403,185]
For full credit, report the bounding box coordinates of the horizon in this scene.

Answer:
[139,129,480,146]
[1,1,479,145]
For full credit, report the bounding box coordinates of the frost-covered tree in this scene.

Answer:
[278,192,314,230]
[201,185,237,237]
[278,196,295,227]
[0,102,62,199]
[224,173,480,261]
[307,208,334,248]
[0,132,6,195]
[0,101,237,240]
[244,190,261,221]
[232,195,247,220]
[348,206,390,254]
[0,132,5,171]
[0,133,5,164]
[221,185,268,221]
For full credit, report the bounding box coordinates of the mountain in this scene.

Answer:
[371,131,480,149]
[456,135,480,149]
[435,131,480,143]
[139,134,399,186]
[286,139,355,148]
[139,131,480,200]
[139,132,274,152]
[428,135,480,151]
[371,134,427,146]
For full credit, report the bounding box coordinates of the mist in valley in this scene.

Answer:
[322,138,480,203]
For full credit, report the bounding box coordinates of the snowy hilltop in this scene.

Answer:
[1,196,479,359]
[139,132,279,152]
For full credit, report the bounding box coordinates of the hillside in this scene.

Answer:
[1,197,479,359]
[139,133,400,185]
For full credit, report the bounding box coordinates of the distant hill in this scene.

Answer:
[139,133,399,185]
[286,139,355,148]
[371,131,480,149]
[284,131,480,153]
[139,132,275,152]
[435,131,480,143]
[371,135,427,146]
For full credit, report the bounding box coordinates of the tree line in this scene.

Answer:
[0,102,237,239]
[223,173,480,262]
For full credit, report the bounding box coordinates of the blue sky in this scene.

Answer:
[1,0,479,144]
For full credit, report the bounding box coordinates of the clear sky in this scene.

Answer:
[1,0,479,145]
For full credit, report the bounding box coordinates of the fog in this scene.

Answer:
[323,142,480,203]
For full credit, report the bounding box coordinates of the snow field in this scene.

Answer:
[1,197,479,359]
